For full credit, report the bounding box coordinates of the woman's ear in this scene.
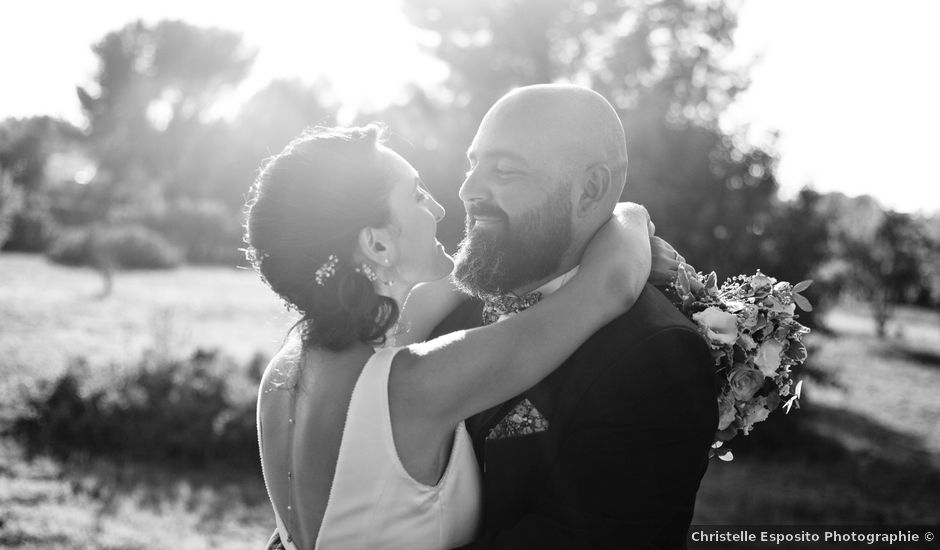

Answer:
[357,225,398,267]
[576,163,612,218]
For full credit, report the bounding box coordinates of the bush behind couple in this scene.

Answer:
[246,84,717,549]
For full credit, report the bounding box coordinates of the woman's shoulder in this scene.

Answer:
[259,340,304,397]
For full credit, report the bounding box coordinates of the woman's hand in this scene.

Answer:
[580,202,653,305]
[650,236,686,286]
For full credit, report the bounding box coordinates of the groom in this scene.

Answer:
[432,84,718,549]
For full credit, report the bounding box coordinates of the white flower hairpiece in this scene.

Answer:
[314,255,379,286]
[314,255,339,286]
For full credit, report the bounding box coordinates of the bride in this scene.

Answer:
[244,125,673,549]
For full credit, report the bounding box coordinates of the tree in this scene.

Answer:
[399,0,779,277]
[844,212,927,338]
[0,116,81,251]
[0,173,17,248]
[217,79,338,208]
[76,20,256,206]
[817,193,931,337]
[758,188,832,328]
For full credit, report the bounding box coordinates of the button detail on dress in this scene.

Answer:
[287,471,293,480]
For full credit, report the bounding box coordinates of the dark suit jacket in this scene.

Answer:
[431,284,718,549]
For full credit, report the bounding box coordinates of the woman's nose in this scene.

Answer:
[430,196,445,223]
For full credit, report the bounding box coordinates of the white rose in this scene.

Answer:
[728,367,765,402]
[754,339,784,377]
[692,307,739,346]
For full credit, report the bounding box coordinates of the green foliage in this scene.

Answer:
[0,116,78,251]
[47,224,182,270]
[44,227,95,266]
[0,173,20,248]
[140,199,243,264]
[814,193,936,336]
[11,349,266,468]
[77,20,256,209]
[2,194,59,252]
[0,116,80,192]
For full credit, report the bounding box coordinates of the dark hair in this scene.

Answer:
[243,125,399,351]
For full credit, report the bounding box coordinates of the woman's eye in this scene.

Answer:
[416,187,431,202]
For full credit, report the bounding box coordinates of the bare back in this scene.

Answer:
[257,342,372,549]
[257,342,481,549]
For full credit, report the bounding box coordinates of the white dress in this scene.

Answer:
[259,346,481,550]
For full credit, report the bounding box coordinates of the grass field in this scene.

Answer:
[0,253,292,381]
[2,253,939,547]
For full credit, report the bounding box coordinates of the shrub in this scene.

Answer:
[46,224,182,270]
[6,206,59,252]
[10,349,266,468]
[0,191,58,253]
[101,224,183,269]
[143,199,242,265]
[0,173,19,248]
[45,227,94,266]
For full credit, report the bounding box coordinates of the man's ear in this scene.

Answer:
[576,163,612,217]
[357,225,398,267]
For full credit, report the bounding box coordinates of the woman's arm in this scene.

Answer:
[390,205,653,429]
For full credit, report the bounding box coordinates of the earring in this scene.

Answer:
[355,264,378,282]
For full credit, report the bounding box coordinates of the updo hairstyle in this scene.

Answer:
[243,125,399,351]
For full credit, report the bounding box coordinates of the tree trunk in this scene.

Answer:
[873,292,891,339]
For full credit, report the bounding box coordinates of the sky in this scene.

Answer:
[1,0,938,214]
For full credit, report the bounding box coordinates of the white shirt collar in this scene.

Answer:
[520,265,580,298]
[490,266,581,324]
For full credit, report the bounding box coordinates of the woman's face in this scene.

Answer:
[380,147,452,286]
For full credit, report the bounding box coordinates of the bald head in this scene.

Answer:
[455,85,630,295]
[478,84,628,199]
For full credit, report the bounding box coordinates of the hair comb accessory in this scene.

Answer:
[355,263,378,282]
[314,254,339,286]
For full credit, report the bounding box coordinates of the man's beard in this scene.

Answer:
[452,187,573,299]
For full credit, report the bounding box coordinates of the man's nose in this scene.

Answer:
[458,168,487,204]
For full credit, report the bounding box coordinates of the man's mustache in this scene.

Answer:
[465,203,509,223]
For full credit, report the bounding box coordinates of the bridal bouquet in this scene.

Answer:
[668,265,812,460]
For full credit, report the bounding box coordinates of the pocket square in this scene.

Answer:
[486,398,549,440]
